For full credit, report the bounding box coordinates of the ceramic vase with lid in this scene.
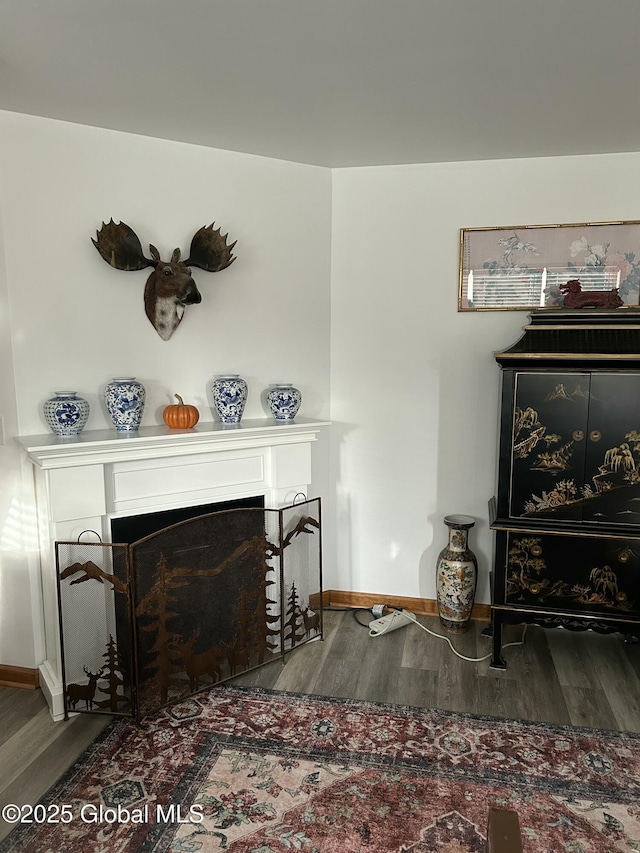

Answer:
[104,377,146,432]
[436,514,478,633]
[266,383,302,421]
[211,374,248,424]
[43,391,90,436]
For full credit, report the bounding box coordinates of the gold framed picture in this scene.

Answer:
[459,220,640,311]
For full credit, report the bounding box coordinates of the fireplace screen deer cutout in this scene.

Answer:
[92,219,237,340]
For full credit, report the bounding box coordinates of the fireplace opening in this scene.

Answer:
[56,497,322,719]
[110,495,265,544]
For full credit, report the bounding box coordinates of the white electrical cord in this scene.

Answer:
[393,608,528,663]
[325,604,528,663]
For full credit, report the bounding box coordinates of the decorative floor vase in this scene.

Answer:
[436,514,478,633]
[211,374,248,424]
[267,383,302,421]
[43,391,90,436]
[105,377,145,432]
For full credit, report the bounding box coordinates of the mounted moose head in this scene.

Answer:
[92,220,237,340]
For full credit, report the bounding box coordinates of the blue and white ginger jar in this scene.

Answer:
[211,374,248,424]
[104,377,146,432]
[43,391,90,436]
[267,384,302,421]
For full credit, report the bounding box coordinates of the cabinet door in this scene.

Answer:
[508,371,640,525]
[503,531,640,620]
[581,373,640,525]
[509,372,590,520]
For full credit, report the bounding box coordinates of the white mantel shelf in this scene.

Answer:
[19,417,330,469]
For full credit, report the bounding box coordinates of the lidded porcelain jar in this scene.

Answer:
[104,377,146,432]
[43,391,90,436]
[267,384,302,421]
[211,374,248,424]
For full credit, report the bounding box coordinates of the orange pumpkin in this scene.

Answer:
[163,394,200,429]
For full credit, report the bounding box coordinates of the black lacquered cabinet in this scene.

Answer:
[490,309,640,667]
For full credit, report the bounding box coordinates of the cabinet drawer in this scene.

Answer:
[500,531,640,619]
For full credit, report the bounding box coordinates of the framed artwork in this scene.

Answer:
[458,220,640,311]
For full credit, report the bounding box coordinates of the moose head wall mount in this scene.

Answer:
[92,220,237,340]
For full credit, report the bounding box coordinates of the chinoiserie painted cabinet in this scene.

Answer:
[490,309,640,667]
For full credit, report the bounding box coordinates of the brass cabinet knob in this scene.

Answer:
[589,430,602,442]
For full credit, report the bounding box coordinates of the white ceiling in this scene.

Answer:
[2,0,640,168]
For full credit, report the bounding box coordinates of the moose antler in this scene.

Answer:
[185,223,237,271]
[92,220,155,271]
[91,219,238,340]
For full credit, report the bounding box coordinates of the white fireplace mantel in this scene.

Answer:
[20,417,329,469]
[19,416,329,719]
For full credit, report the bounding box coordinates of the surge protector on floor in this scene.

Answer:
[369,609,415,636]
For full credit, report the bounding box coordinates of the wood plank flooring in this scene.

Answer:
[2,610,640,843]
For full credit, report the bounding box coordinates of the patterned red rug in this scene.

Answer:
[2,686,639,852]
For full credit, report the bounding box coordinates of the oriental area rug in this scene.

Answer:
[2,686,640,853]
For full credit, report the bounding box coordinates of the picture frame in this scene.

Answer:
[458,220,640,311]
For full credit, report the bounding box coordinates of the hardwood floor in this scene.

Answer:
[2,609,640,843]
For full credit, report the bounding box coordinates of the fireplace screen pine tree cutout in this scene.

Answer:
[55,498,322,719]
[94,635,130,713]
[136,552,185,707]
[284,583,307,649]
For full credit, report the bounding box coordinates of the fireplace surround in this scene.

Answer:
[19,416,328,720]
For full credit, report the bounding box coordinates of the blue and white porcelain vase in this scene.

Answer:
[43,391,90,436]
[267,383,302,421]
[436,515,478,633]
[104,377,146,432]
[211,374,248,424]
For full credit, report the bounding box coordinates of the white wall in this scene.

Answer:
[2,109,640,669]
[329,152,640,604]
[0,111,332,667]
[0,172,42,668]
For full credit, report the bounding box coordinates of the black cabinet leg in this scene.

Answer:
[490,613,507,670]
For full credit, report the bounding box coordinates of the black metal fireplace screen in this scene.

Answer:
[55,498,322,719]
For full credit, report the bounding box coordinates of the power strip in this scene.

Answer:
[369,609,415,636]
